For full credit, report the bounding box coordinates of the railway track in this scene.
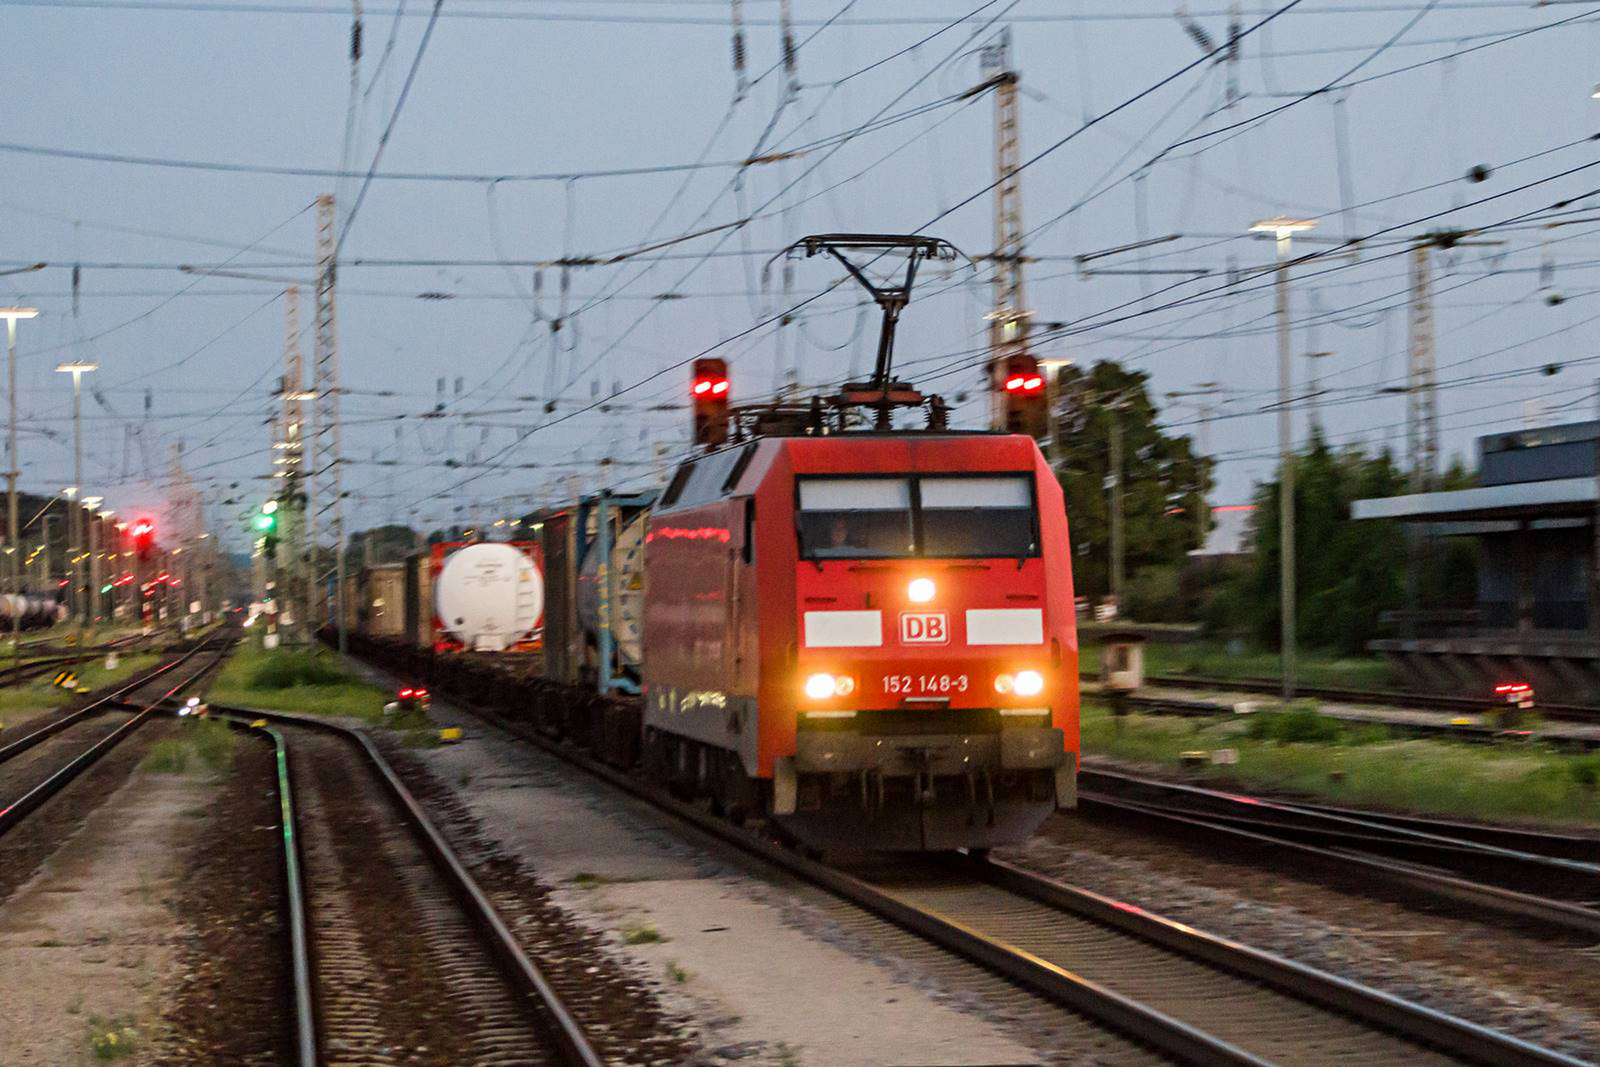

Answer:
[305,662,1585,1067]
[1078,767,1600,939]
[0,637,232,905]
[0,633,151,689]
[0,637,230,834]
[206,708,601,1067]
[1127,673,1600,726]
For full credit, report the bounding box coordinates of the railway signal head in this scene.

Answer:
[998,354,1048,438]
[691,358,731,448]
[132,518,155,560]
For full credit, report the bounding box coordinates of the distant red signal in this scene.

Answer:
[691,358,730,447]
[132,517,156,561]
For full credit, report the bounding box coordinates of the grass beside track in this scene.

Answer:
[0,653,163,729]
[208,639,391,722]
[144,717,238,776]
[1077,632,1397,691]
[1081,701,1600,827]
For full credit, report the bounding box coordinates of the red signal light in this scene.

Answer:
[132,519,154,537]
[690,358,731,447]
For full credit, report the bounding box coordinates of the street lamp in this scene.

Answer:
[55,361,96,636]
[0,308,37,661]
[1250,217,1315,699]
[83,496,103,634]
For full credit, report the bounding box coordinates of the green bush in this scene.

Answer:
[1569,755,1600,789]
[1123,565,1183,623]
[1246,705,1344,744]
[249,651,350,690]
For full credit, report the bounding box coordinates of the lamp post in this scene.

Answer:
[1250,218,1315,699]
[0,308,37,662]
[83,496,103,636]
[55,361,96,643]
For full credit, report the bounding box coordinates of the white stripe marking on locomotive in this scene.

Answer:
[802,610,883,648]
[965,608,1044,645]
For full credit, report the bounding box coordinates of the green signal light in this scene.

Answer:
[252,513,276,532]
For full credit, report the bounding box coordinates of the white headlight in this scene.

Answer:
[1013,670,1045,697]
[907,577,936,603]
[804,673,837,700]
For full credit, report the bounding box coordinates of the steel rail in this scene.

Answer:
[333,684,1569,1067]
[198,703,603,1067]
[208,716,318,1067]
[1127,673,1600,725]
[1113,688,1600,751]
[1081,768,1600,884]
[0,639,221,767]
[972,855,1586,1067]
[0,642,227,839]
[1079,791,1600,939]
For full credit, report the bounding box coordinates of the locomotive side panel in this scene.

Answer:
[643,494,759,773]
[1032,445,1080,760]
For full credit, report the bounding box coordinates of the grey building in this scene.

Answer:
[1352,421,1599,699]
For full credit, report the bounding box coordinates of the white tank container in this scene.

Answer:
[433,542,543,652]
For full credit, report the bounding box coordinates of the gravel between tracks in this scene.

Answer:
[149,735,294,1066]
[0,712,152,906]
[293,729,557,1066]
[1008,813,1600,1061]
[388,710,1155,1067]
[0,720,207,1063]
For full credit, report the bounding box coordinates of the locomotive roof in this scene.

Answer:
[657,432,1044,511]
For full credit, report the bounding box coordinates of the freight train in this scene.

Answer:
[348,428,1079,852]
[0,594,65,632]
[343,232,1079,852]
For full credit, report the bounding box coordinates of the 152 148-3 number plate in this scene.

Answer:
[883,673,969,695]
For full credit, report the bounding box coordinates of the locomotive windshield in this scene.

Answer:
[797,474,1037,559]
[797,478,916,558]
[920,476,1036,557]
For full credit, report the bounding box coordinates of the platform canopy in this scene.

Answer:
[1352,477,1598,523]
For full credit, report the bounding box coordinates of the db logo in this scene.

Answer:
[900,612,949,645]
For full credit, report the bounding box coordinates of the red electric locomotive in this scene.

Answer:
[643,431,1078,851]
[638,234,1078,852]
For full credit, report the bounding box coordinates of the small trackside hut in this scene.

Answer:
[643,432,1079,851]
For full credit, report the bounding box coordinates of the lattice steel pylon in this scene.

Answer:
[1407,242,1438,491]
[310,194,344,646]
[980,28,1028,429]
[279,285,308,635]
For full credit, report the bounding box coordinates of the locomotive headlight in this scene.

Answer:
[805,673,836,699]
[907,577,936,603]
[1013,670,1045,697]
[804,673,855,700]
[994,673,1014,694]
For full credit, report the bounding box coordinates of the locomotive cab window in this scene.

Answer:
[797,474,1036,559]
[797,478,915,559]
[920,476,1037,558]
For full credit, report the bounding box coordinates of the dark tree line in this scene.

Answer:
[1052,361,1476,654]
